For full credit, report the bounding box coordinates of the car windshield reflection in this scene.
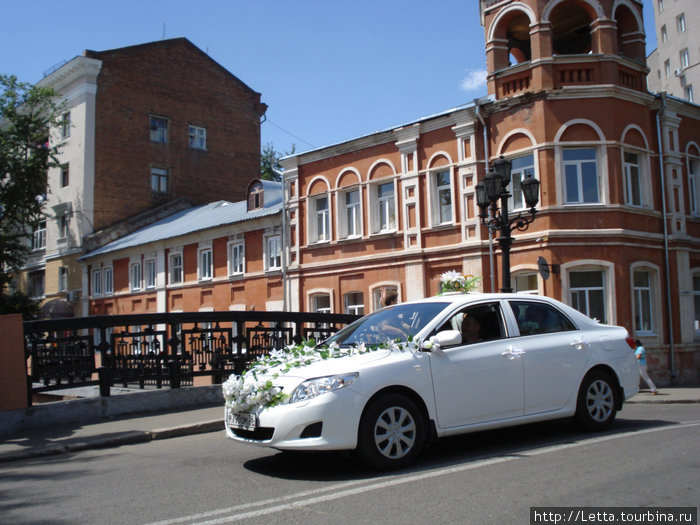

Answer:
[326,302,450,346]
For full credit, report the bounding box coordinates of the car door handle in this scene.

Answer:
[570,336,590,350]
[501,346,526,360]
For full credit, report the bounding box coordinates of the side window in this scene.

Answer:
[439,303,505,345]
[509,301,577,336]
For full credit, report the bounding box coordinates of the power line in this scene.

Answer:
[263,119,316,149]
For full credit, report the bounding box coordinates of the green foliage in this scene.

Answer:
[0,75,61,294]
[260,142,295,181]
[0,288,39,318]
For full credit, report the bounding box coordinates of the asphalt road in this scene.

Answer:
[1,403,698,525]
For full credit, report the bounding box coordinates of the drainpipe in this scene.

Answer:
[475,98,495,292]
[654,93,676,379]
[275,168,288,312]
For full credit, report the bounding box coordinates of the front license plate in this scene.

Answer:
[227,410,256,431]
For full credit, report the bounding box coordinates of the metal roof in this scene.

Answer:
[82,184,282,260]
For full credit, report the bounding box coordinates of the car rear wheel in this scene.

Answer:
[575,370,618,431]
[356,393,425,470]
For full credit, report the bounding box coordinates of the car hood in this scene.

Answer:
[265,347,396,381]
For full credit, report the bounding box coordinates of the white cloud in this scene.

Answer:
[461,69,487,92]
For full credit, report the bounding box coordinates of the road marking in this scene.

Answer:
[144,421,700,525]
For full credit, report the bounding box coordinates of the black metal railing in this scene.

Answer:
[23,310,358,405]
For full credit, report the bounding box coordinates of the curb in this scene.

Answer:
[0,420,222,464]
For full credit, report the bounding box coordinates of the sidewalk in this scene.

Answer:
[0,387,698,465]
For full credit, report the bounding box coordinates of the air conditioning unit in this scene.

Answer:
[674,68,682,76]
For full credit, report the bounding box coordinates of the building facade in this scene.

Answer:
[82,180,284,316]
[20,38,266,317]
[278,0,699,384]
[646,0,698,102]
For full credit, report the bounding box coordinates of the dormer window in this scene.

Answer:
[248,181,264,211]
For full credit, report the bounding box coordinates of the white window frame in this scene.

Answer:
[372,180,396,234]
[370,283,400,310]
[689,157,698,215]
[685,85,694,104]
[311,293,332,313]
[60,163,69,187]
[632,267,656,336]
[566,266,610,324]
[32,221,46,250]
[623,150,643,207]
[340,187,362,239]
[509,154,536,211]
[661,25,667,44]
[58,266,68,293]
[228,240,245,276]
[150,115,168,143]
[103,267,113,296]
[130,261,142,292]
[310,194,331,243]
[680,48,690,69]
[563,148,600,204]
[188,125,206,150]
[677,13,686,33]
[431,169,453,226]
[693,271,700,338]
[151,167,168,193]
[60,111,71,139]
[664,59,671,78]
[92,269,102,297]
[513,272,539,294]
[344,291,364,315]
[657,0,663,13]
[265,234,282,271]
[145,259,157,289]
[198,247,213,281]
[58,214,69,240]
[169,252,183,284]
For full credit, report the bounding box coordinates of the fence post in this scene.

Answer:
[98,366,111,397]
[169,357,181,389]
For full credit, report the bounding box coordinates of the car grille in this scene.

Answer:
[232,426,274,441]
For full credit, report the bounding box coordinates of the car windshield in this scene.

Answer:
[325,302,450,346]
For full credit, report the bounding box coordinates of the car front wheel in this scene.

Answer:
[575,370,618,431]
[356,393,425,470]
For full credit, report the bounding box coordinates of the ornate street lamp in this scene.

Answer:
[476,155,541,293]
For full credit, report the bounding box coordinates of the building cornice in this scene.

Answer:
[37,56,102,94]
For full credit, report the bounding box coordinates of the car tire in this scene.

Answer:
[356,393,425,470]
[574,370,618,431]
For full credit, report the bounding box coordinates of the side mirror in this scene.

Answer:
[432,330,462,348]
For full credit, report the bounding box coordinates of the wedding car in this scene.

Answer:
[224,293,639,469]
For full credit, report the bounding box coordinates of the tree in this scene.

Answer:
[0,75,61,314]
[260,142,295,182]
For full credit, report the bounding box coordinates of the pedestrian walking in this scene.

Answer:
[634,339,657,394]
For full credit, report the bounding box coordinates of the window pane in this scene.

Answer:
[570,270,603,287]
[565,164,580,202]
[581,161,599,202]
[563,149,596,162]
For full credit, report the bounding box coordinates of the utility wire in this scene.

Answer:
[263,119,317,149]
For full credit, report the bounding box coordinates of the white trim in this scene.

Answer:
[560,260,616,325]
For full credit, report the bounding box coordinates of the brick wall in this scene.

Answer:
[87,39,266,230]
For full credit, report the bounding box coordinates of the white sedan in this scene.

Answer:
[224,293,639,470]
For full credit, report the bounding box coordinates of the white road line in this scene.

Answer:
[144,421,700,525]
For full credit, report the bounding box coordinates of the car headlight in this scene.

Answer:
[290,372,359,403]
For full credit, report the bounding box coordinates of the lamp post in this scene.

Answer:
[476,155,541,293]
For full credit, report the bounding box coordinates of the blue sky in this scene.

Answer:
[2,0,658,156]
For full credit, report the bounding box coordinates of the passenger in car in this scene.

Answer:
[461,314,482,344]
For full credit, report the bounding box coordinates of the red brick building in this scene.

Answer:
[83,180,284,316]
[279,0,699,384]
[21,38,266,316]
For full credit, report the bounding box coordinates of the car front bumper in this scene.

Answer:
[224,387,368,451]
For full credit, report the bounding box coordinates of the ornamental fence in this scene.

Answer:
[23,310,359,406]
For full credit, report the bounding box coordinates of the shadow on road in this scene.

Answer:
[243,416,677,481]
